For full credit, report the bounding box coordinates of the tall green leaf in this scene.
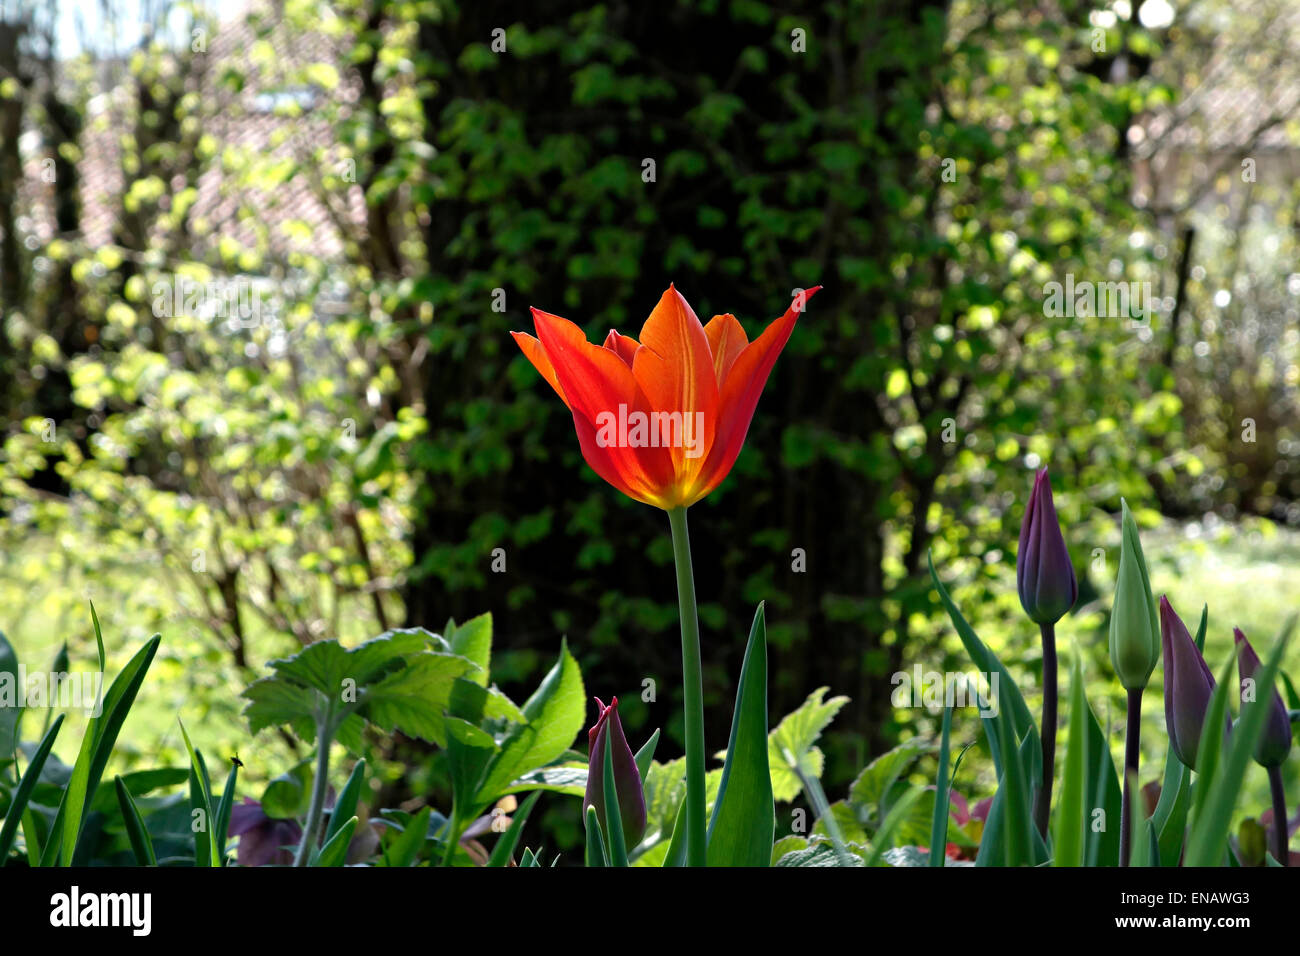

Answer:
[1186,630,1291,865]
[486,790,542,867]
[602,728,628,867]
[707,603,774,867]
[929,704,954,867]
[1053,655,1088,867]
[44,632,160,866]
[114,775,157,866]
[0,714,64,865]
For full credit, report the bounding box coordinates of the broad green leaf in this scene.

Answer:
[262,763,312,818]
[347,651,484,745]
[515,640,586,773]
[707,603,774,867]
[848,737,932,819]
[270,631,428,698]
[776,837,866,867]
[475,641,584,804]
[243,634,482,747]
[447,614,493,686]
[503,762,587,797]
[768,687,849,802]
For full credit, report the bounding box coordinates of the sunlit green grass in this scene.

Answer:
[0,530,382,787]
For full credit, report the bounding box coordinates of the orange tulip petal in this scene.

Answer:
[510,331,569,407]
[688,286,821,503]
[602,329,641,367]
[702,313,749,386]
[631,286,720,485]
[531,307,676,504]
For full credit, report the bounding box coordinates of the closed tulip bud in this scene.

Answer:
[583,697,647,848]
[1234,628,1293,768]
[1017,468,1078,625]
[1160,596,1225,770]
[1109,500,1160,691]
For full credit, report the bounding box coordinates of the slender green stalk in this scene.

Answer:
[1033,621,1057,838]
[795,763,854,867]
[1267,765,1289,866]
[1119,687,1142,867]
[293,704,334,867]
[667,506,707,867]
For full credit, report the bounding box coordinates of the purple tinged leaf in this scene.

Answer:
[1235,628,1293,767]
[582,697,646,849]
[1159,596,1226,770]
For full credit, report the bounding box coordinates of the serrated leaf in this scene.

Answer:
[768,687,849,802]
[447,614,493,687]
[775,838,865,867]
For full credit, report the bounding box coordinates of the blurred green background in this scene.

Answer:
[1,0,1298,847]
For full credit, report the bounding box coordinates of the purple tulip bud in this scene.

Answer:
[583,697,646,848]
[1160,597,1226,770]
[1017,468,1078,625]
[1235,628,1293,768]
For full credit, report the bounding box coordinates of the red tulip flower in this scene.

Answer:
[511,285,819,509]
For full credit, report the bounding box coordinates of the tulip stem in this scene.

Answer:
[1033,621,1057,839]
[1119,687,1142,867]
[667,506,707,867]
[1268,765,1289,866]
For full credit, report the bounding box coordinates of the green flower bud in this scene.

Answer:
[1108,500,1160,690]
